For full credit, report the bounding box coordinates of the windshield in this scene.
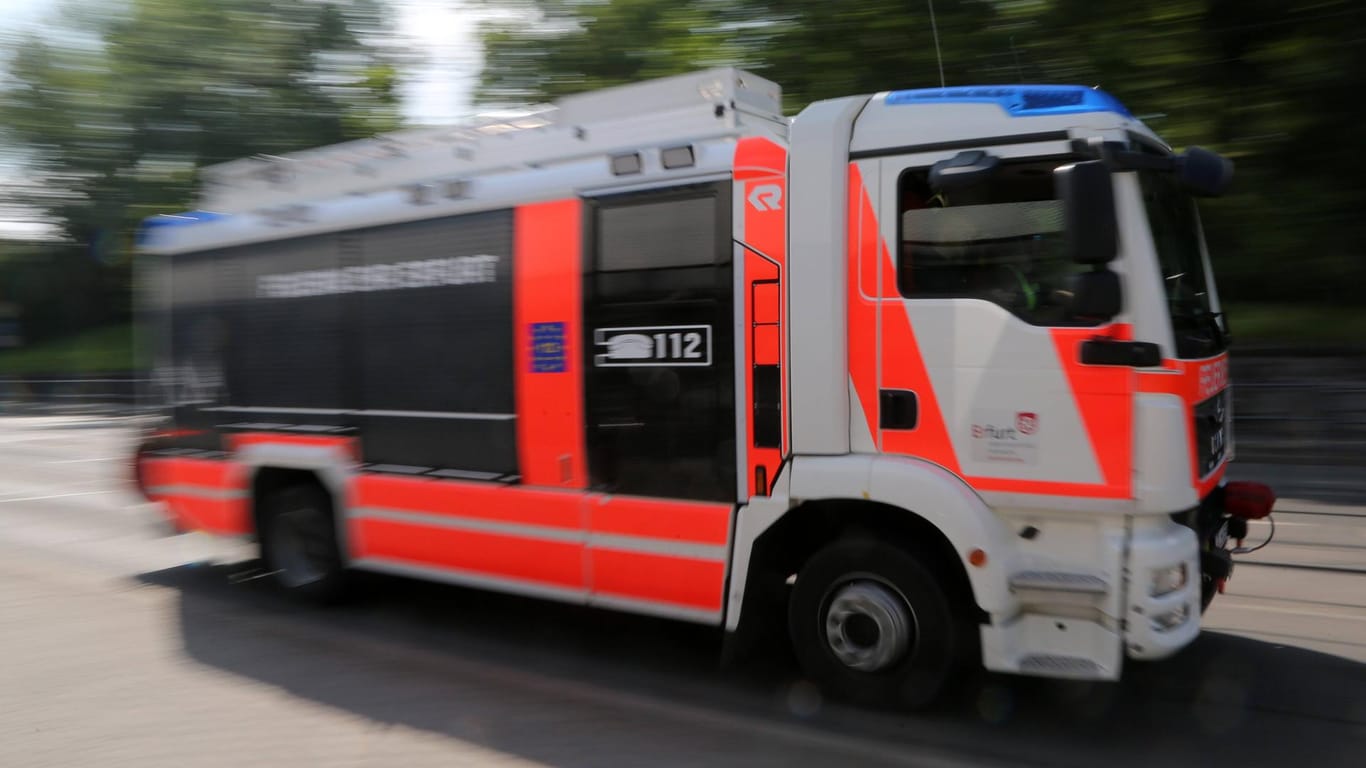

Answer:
[1138,169,1228,358]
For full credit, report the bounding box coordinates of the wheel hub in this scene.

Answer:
[823,580,915,672]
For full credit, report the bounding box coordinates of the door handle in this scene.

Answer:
[1079,339,1161,367]
[879,389,919,430]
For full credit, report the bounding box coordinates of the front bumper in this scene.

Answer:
[1124,521,1202,660]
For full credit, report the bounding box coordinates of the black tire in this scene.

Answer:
[788,539,968,710]
[259,483,349,604]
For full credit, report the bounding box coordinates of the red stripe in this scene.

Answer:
[140,456,244,490]
[591,549,725,612]
[1137,352,1231,494]
[354,518,584,589]
[352,474,581,530]
[158,494,250,535]
[1042,326,1136,499]
[513,199,587,489]
[737,136,789,498]
[588,495,731,546]
[849,164,961,472]
[743,250,783,496]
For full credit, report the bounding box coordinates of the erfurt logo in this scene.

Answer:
[970,409,1040,465]
[1197,357,1229,399]
[972,423,1018,440]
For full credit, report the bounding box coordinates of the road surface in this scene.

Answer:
[1,416,1362,767]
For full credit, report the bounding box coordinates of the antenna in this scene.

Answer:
[927,0,946,89]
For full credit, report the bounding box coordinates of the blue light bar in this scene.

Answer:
[885,85,1131,118]
[136,210,226,246]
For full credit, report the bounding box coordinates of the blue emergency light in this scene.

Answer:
[885,85,1131,118]
[136,210,226,246]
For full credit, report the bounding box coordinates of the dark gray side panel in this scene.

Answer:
[163,210,517,475]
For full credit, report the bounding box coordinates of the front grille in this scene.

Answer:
[1193,389,1231,477]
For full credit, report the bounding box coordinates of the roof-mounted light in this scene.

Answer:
[136,211,227,246]
[885,85,1131,118]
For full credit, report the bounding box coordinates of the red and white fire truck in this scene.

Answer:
[135,69,1275,708]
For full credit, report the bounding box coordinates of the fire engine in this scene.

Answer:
[134,69,1276,708]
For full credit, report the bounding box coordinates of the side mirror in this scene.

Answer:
[929,150,1000,190]
[1055,160,1118,264]
[1177,147,1234,197]
[1065,268,1122,323]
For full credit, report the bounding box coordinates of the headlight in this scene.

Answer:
[1150,563,1188,597]
[1150,603,1191,632]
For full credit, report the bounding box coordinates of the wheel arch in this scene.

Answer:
[235,441,355,559]
[726,454,1018,654]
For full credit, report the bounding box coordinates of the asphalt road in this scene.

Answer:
[1,416,1362,768]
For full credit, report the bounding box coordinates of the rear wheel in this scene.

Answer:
[260,483,348,603]
[788,539,968,710]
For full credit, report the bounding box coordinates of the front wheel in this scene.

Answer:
[260,483,349,604]
[788,539,969,710]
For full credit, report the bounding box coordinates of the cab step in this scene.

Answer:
[1010,571,1108,594]
[1018,653,1106,678]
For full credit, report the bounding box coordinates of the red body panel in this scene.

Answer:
[514,199,588,489]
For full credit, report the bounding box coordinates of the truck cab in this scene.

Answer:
[736,82,1270,701]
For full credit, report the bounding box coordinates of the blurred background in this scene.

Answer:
[0,0,1363,461]
[0,6,1363,765]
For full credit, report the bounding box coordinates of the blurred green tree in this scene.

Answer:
[0,0,405,335]
[476,0,1008,111]
[477,0,1366,306]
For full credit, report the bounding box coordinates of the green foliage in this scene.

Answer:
[0,323,137,375]
[476,0,1366,308]
[0,0,406,347]
[1225,303,1366,346]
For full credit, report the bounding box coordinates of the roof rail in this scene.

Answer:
[199,68,785,214]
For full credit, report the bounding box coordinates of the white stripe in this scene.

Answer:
[361,409,517,421]
[202,406,516,421]
[351,507,582,543]
[203,406,346,415]
[588,593,721,625]
[353,556,586,604]
[351,506,729,561]
[147,485,248,500]
[587,533,728,562]
[352,558,722,626]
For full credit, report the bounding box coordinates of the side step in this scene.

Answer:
[1010,571,1108,594]
[1019,654,1105,678]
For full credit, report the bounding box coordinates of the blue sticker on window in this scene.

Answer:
[531,322,567,373]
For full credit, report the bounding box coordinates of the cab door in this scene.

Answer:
[848,144,1136,502]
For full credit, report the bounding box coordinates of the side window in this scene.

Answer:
[598,195,717,271]
[896,161,1095,326]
